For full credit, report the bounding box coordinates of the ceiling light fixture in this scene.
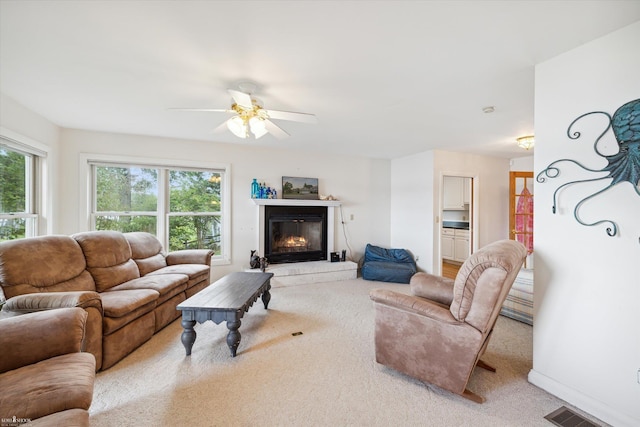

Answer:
[227,115,248,138]
[225,101,271,139]
[517,135,535,150]
[249,116,268,138]
[170,84,317,140]
[482,106,495,113]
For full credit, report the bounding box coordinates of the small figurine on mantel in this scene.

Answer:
[319,194,338,201]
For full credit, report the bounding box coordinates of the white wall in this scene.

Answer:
[0,93,60,147]
[390,149,510,274]
[530,22,640,427]
[57,128,390,279]
[0,93,60,234]
[511,155,533,171]
[390,150,435,271]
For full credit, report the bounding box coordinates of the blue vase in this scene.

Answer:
[251,179,259,199]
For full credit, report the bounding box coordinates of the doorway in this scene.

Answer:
[509,172,534,269]
[440,175,474,279]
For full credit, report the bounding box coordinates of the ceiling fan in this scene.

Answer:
[170,83,317,139]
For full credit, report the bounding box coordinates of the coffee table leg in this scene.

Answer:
[181,319,197,356]
[226,319,241,357]
[261,283,271,309]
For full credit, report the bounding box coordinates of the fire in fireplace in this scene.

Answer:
[265,205,327,264]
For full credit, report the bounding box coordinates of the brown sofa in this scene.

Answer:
[0,307,96,426]
[0,231,213,370]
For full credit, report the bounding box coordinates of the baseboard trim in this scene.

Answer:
[528,369,638,427]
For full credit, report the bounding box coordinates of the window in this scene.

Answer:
[168,169,222,252]
[0,142,39,241]
[89,160,228,262]
[94,165,158,234]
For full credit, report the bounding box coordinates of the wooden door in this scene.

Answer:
[509,172,534,267]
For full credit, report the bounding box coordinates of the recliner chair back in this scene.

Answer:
[451,240,527,333]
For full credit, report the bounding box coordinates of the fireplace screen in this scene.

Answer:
[265,206,327,263]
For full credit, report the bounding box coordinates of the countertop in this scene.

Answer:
[442,221,469,230]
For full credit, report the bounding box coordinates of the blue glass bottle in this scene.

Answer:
[251,179,259,199]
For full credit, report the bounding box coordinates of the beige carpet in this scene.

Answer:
[89,278,603,427]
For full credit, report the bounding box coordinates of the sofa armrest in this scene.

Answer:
[0,307,88,374]
[409,272,454,306]
[369,288,458,324]
[166,249,213,266]
[2,291,102,315]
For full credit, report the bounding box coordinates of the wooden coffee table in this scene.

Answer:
[177,271,273,357]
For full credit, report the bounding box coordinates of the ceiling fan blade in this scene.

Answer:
[228,89,253,109]
[265,109,317,124]
[168,108,233,113]
[212,119,231,134]
[264,119,290,139]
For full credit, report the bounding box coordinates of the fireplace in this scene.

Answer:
[264,205,328,264]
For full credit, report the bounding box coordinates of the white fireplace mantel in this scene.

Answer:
[254,198,341,261]
[252,199,342,207]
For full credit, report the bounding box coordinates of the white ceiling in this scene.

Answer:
[1,1,639,159]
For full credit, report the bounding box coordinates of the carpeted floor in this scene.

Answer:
[89,278,605,426]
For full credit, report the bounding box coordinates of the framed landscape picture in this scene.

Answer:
[282,176,319,200]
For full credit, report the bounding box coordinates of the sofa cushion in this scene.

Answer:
[100,289,158,317]
[0,352,95,421]
[109,274,188,305]
[147,264,210,288]
[124,232,168,275]
[0,235,95,298]
[134,253,167,276]
[73,231,140,292]
[99,289,158,335]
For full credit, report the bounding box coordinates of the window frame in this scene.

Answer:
[80,153,231,266]
[0,130,48,239]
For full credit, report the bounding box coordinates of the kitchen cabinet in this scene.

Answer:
[463,178,471,204]
[442,228,470,262]
[443,176,471,210]
[441,228,455,259]
[453,229,470,261]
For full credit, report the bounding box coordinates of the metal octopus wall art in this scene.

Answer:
[536,98,640,238]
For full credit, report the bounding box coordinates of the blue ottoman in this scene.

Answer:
[361,244,417,284]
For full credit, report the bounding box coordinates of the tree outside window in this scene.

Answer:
[95,166,158,234]
[169,170,221,253]
[92,164,223,255]
[0,147,36,241]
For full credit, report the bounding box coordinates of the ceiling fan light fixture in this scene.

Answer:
[249,117,268,139]
[517,135,535,150]
[227,116,248,138]
[172,85,316,140]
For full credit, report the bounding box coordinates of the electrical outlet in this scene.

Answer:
[350,214,354,221]
[637,368,640,384]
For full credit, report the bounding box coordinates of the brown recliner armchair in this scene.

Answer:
[0,308,96,426]
[369,239,526,403]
